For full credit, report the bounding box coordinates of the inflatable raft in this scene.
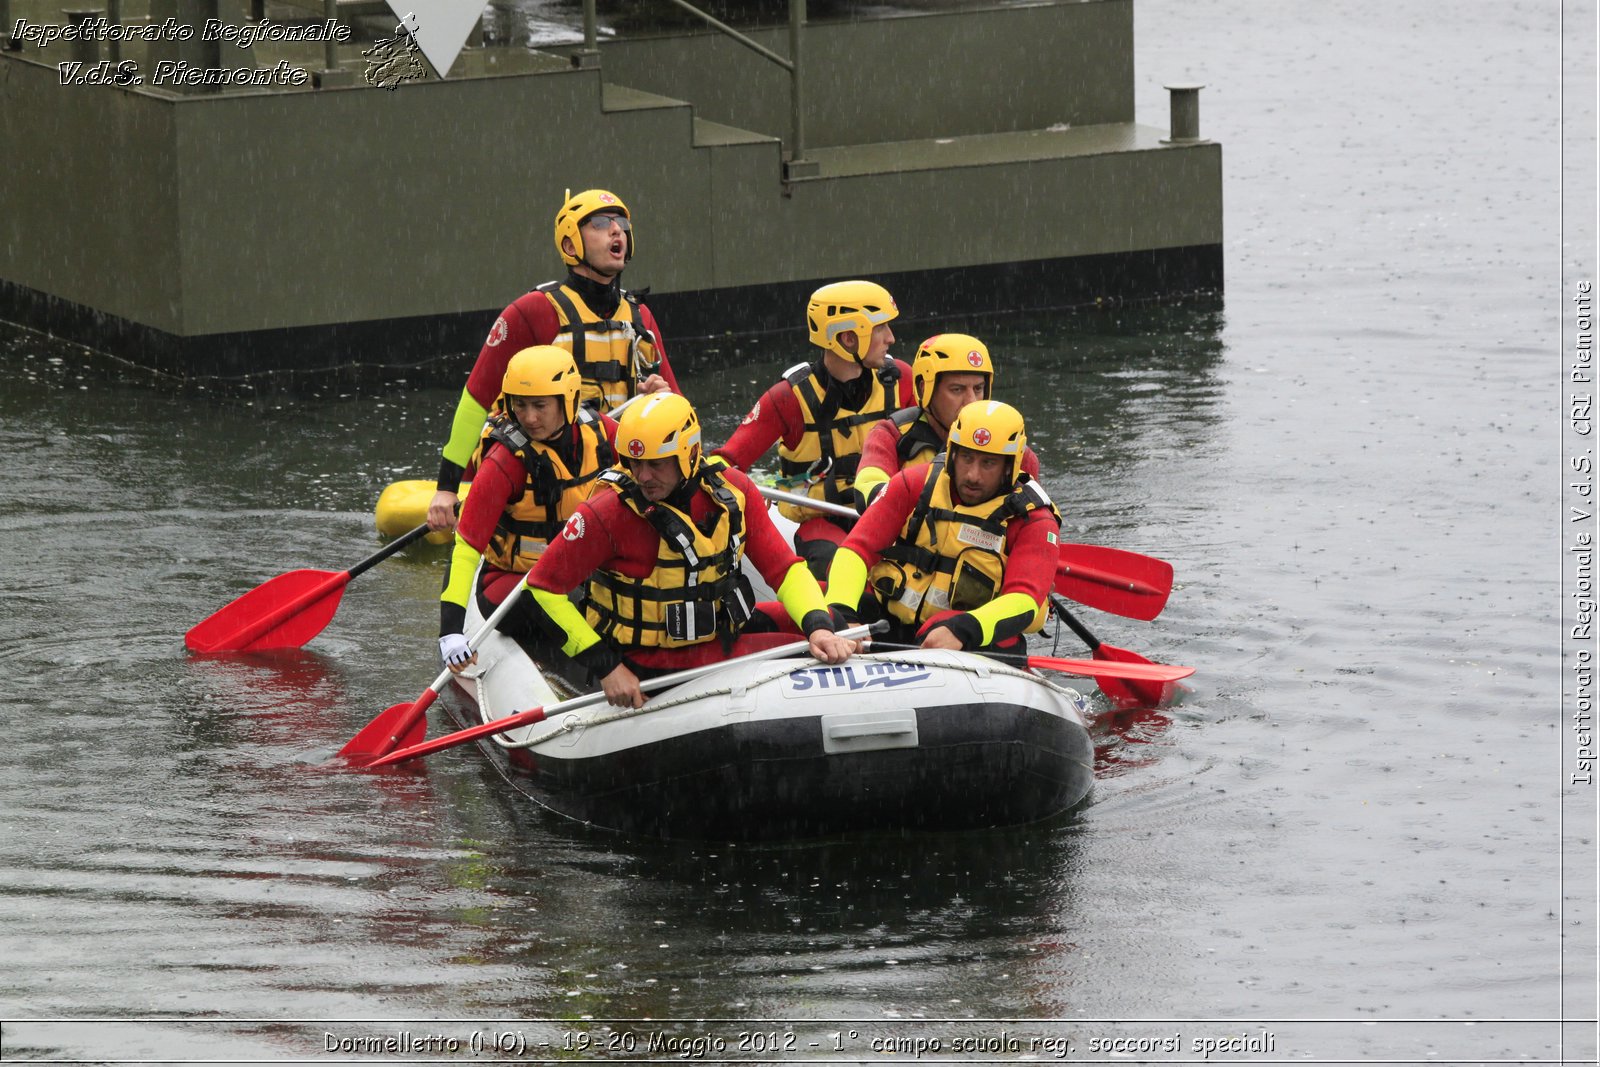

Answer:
[440,601,1096,841]
[375,479,457,544]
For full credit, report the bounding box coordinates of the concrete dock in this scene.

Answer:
[0,0,1222,379]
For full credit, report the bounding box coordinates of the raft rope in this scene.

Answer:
[473,652,1088,751]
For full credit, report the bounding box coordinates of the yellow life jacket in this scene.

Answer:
[584,466,758,649]
[869,455,1059,629]
[775,360,902,521]
[538,281,660,414]
[887,405,945,469]
[482,409,614,572]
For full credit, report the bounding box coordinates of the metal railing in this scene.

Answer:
[580,0,813,178]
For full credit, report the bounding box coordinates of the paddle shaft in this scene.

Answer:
[758,484,856,519]
[350,522,432,577]
[865,641,1192,682]
[761,487,1166,593]
[1051,598,1105,651]
[337,577,533,760]
[363,622,884,769]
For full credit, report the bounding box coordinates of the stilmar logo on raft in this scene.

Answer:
[787,661,934,693]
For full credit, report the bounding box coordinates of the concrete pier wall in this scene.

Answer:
[1,60,185,331]
[1,57,682,334]
[0,0,1222,378]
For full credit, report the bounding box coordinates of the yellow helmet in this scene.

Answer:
[946,400,1027,484]
[617,392,702,481]
[805,280,898,363]
[912,333,994,410]
[553,188,633,267]
[502,345,582,422]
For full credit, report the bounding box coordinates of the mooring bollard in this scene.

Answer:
[312,0,356,86]
[63,7,104,63]
[105,0,120,61]
[1162,83,1207,144]
[322,0,337,71]
[571,0,599,68]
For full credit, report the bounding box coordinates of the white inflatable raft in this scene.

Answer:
[441,601,1095,841]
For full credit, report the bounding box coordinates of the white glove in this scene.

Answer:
[439,633,474,668]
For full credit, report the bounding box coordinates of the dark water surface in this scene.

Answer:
[2,0,1594,1062]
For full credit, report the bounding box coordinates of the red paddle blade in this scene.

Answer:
[1089,644,1174,710]
[1027,654,1192,683]
[339,688,439,764]
[185,569,349,653]
[364,705,551,769]
[1055,543,1174,621]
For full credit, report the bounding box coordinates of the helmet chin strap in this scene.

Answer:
[828,329,869,370]
[540,417,570,444]
[563,234,622,282]
[848,328,869,362]
[678,446,704,489]
[575,254,622,283]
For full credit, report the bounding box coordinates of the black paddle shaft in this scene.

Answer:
[347,522,430,579]
[1049,595,1104,653]
[867,641,1036,670]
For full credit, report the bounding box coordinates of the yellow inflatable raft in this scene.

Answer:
[374,479,470,544]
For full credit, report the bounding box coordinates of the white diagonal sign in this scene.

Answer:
[384,1,480,78]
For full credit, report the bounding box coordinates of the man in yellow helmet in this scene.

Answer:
[437,346,620,673]
[712,279,916,577]
[852,333,1040,511]
[427,188,680,534]
[526,393,859,708]
[824,400,1062,652]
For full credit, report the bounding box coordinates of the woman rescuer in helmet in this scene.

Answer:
[523,393,859,709]
[851,333,1041,512]
[822,400,1062,652]
[427,188,681,536]
[712,280,917,578]
[437,346,620,673]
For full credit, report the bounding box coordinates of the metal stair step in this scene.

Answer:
[601,82,690,112]
[692,116,776,147]
[797,123,1172,181]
